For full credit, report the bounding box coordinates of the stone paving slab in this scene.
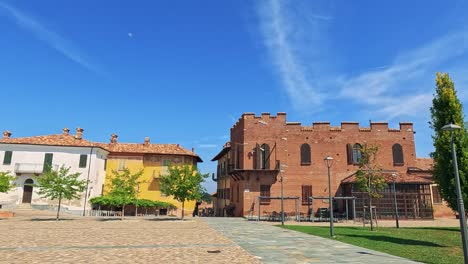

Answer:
[203,218,421,264]
[0,211,261,264]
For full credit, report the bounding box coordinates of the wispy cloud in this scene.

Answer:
[258,0,331,110]
[198,144,218,149]
[257,1,468,120]
[0,2,101,73]
[339,31,468,119]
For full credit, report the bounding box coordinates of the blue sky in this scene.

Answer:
[1,1,467,193]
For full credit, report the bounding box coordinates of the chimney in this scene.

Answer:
[110,133,118,144]
[192,147,195,153]
[144,137,150,146]
[75,127,84,139]
[63,127,70,136]
[2,131,12,139]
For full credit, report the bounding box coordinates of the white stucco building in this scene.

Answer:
[0,128,108,214]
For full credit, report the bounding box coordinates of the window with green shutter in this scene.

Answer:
[43,153,53,172]
[79,154,88,168]
[3,151,12,165]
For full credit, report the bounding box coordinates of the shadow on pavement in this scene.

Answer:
[345,234,444,247]
[30,218,75,222]
[145,218,186,222]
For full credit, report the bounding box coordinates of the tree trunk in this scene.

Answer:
[369,195,374,231]
[56,193,62,221]
[121,204,125,220]
[181,201,185,220]
[135,205,138,217]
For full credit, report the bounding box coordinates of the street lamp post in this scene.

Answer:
[324,156,335,237]
[391,173,400,228]
[280,164,287,226]
[442,123,468,263]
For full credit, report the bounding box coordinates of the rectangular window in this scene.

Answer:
[260,185,271,204]
[302,185,312,205]
[43,153,53,172]
[163,159,171,166]
[226,188,230,200]
[432,185,442,204]
[79,154,87,168]
[3,151,12,165]
[118,159,126,171]
[160,159,171,176]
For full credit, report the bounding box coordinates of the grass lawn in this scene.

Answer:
[280,225,463,264]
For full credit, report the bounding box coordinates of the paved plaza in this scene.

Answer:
[0,210,260,264]
[1,210,419,263]
[203,218,419,264]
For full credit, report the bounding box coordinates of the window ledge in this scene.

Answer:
[301,162,311,166]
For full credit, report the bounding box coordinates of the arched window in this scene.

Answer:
[300,144,311,165]
[352,144,362,164]
[260,144,270,169]
[392,143,404,166]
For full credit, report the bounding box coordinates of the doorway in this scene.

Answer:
[22,179,34,203]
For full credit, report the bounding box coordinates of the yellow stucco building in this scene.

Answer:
[101,134,202,217]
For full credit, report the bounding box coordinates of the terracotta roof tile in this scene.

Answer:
[99,143,202,162]
[0,134,99,148]
[341,169,433,184]
[0,133,202,162]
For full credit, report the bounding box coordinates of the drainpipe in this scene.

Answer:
[82,146,94,216]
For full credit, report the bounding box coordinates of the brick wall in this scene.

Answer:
[225,113,422,216]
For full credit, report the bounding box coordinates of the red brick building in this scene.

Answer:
[212,112,451,219]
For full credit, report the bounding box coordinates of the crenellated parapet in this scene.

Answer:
[232,112,414,133]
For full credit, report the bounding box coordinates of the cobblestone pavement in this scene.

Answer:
[203,218,420,264]
[0,210,261,264]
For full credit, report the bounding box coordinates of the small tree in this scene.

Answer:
[35,166,87,221]
[355,144,386,231]
[159,165,209,220]
[201,192,213,203]
[107,168,143,220]
[430,72,468,212]
[0,171,15,193]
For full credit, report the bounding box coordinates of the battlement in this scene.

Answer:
[232,112,413,133]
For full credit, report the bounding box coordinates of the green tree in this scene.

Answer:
[159,164,209,220]
[201,192,213,203]
[355,144,386,231]
[430,72,468,211]
[107,168,143,220]
[0,171,15,193]
[35,166,87,221]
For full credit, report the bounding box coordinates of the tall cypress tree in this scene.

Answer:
[430,72,468,211]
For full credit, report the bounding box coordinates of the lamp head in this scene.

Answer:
[324,156,333,168]
[442,123,461,131]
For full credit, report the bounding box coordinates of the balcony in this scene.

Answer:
[14,163,58,175]
[228,160,280,173]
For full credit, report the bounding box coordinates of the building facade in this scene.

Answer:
[101,134,202,217]
[211,142,231,216]
[0,128,108,214]
[0,128,202,217]
[212,112,450,219]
